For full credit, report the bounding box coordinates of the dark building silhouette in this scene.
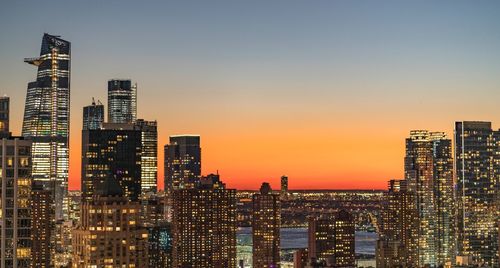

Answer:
[81,123,141,202]
[0,96,10,138]
[164,135,201,192]
[280,175,288,199]
[252,182,281,267]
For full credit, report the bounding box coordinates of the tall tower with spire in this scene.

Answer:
[22,33,70,220]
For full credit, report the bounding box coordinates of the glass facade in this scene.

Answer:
[136,119,158,192]
[22,33,70,221]
[107,79,137,124]
[164,135,201,192]
[81,124,142,203]
[82,98,104,130]
[455,121,500,267]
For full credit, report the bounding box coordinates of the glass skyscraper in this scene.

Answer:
[107,79,137,124]
[81,123,142,203]
[82,98,104,130]
[22,33,70,220]
[136,119,158,192]
[164,135,201,192]
[455,121,500,267]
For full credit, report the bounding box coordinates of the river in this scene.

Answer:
[237,227,377,267]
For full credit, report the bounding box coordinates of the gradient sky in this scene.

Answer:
[1,1,500,190]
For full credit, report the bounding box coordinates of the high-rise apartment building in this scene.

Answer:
[455,121,500,267]
[82,98,104,130]
[0,97,10,138]
[172,174,237,267]
[72,178,148,267]
[377,180,419,268]
[22,33,70,220]
[404,130,454,266]
[136,119,158,192]
[107,79,137,124]
[0,137,32,268]
[81,123,142,202]
[252,182,281,268]
[30,183,54,268]
[164,135,201,192]
[308,210,355,267]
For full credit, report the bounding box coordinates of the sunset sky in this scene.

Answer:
[2,1,500,190]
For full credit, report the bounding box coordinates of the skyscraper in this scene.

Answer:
[252,182,281,268]
[455,121,500,267]
[0,96,10,138]
[72,178,148,267]
[107,79,137,124]
[0,137,32,268]
[82,98,104,130]
[81,123,142,202]
[22,33,70,220]
[308,210,355,266]
[136,119,158,192]
[405,130,449,266]
[172,174,237,267]
[431,132,454,265]
[164,135,201,192]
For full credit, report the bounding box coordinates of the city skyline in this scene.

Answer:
[3,1,500,190]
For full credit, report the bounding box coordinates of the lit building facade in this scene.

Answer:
[404,130,454,266]
[72,178,148,267]
[147,222,173,268]
[30,183,54,268]
[81,123,142,203]
[164,135,201,192]
[377,179,419,268]
[107,79,137,124]
[455,121,500,267]
[252,182,281,268]
[0,137,32,268]
[22,33,70,221]
[172,174,237,267]
[308,210,355,267]
[82,98,104,130]
[136,119,158,192]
